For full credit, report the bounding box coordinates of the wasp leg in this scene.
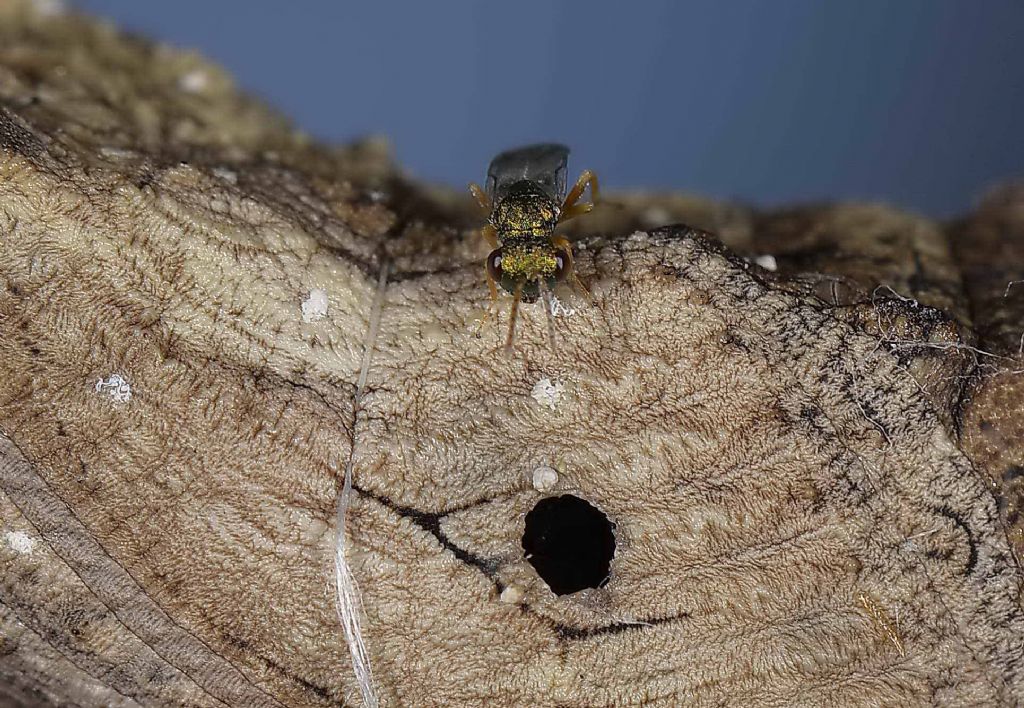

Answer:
[560,202,595,221]
[558,170,599,224]
[485,260,499,309]
[476,202,499,316]
[481,223,498,249]
[469,182,492,214]
[472,271,502,337]
[472,261,501,330]
[504,281,525,355]
[482,223,500,319]
[471,223,502,336]
[552,235,592,303]
[539,280,558,351]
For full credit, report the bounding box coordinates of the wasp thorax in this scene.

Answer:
[492,183,559,238]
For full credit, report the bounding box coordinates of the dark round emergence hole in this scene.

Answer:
[522,494,615,595]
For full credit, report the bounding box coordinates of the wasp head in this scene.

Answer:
[486,241,571,303]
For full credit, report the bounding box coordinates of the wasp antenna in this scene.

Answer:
[504,281,524,356]
[539,281,557,352]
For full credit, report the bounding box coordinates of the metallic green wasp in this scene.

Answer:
[469,143,597,352]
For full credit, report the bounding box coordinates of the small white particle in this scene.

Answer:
[531,378,564,411]
[99,146,136,159]
[500,585,525,604]
[95,374,131,404]
[212,167,238,184]
[5,531,36,556]
[301,289,329,323]
[549,295,577,317]
[179,69,209,94]
[754,254,778,272]
[532,466,559,492]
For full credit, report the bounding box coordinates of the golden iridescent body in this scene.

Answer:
[468,144,598,352]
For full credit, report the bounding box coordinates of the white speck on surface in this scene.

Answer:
[549,295,577,317]
[531,378,564,411]
[755,254,778,272]
[178,69,209,93]
[95,374,131,403]
[5,531,36,556]
[500,585,525,604]
[532,466,559,492]
[900,526,941,553]
[301,289,329,323]
[99,146,136,159]
[212,167,238,184]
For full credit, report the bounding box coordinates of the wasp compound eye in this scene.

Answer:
[487,249,504,281]
[522,494,615,595]
[553,249,571,281]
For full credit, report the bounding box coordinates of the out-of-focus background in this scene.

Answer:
[75,0,1022,217]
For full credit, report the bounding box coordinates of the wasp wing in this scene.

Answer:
[485,143,569,204]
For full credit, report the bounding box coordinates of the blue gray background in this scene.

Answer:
[75,0,1023,217]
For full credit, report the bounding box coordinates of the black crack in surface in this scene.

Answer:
[934,505,979,577]
[551,613,683,641]
[355,486,501,578]
[224,635,339,707]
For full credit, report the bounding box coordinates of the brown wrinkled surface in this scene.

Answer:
[953,187,1024,563]
[1,2,1023,706]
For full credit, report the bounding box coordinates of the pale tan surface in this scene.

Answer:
[1,2,1023,706]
